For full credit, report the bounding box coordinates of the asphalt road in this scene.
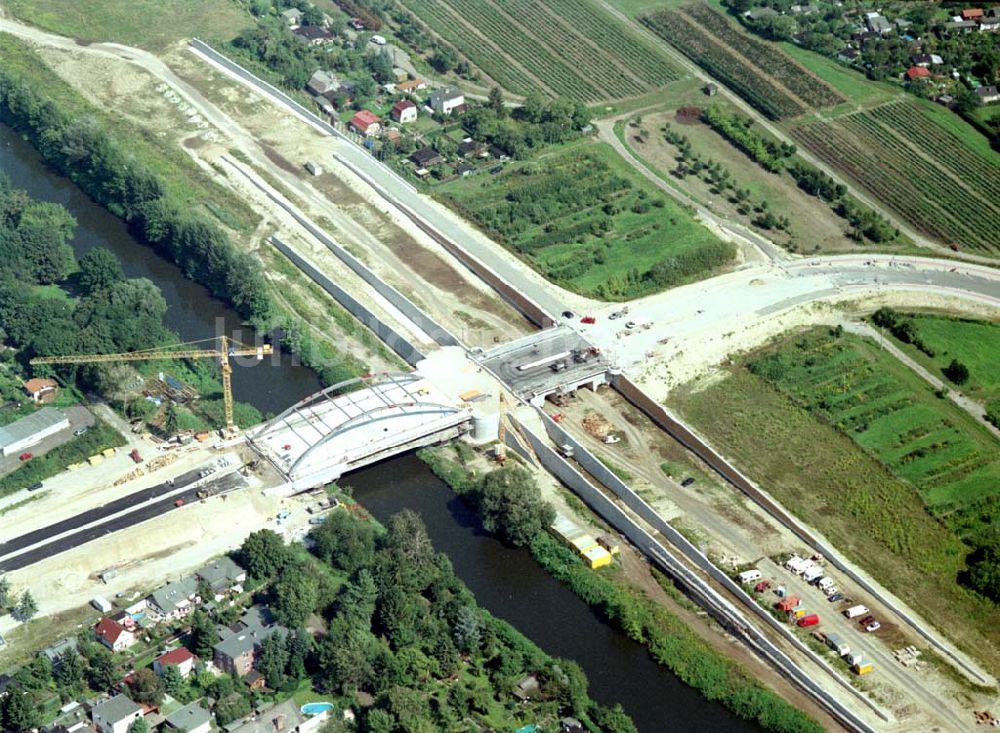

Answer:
[0,472,244,572]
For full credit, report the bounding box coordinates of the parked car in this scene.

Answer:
[561,310,575,319]
[865,621,881,632]
[74,427,88,436]
[625,321,637,329]
[27,482,43,492]
[859,615,875,626]
[827,592,844,603]
[680,477,696,487]
[18,452,32,461]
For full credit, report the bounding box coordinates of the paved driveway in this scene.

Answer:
[0,405,95,480]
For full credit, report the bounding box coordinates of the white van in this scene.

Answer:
[737,569,763,584]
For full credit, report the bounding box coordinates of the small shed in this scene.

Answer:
[91,596,113,613]
[305,160,323,176]
[704,83,718,96]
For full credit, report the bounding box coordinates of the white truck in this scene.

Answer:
[803,566,824,584]
[817,576,835,591]
[844,604,869,619]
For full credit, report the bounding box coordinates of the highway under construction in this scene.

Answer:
[1,23,998,733]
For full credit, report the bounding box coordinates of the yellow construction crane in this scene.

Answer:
[496,392,540,468]
[30,336,272,433]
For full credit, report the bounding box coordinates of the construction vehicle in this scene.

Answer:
[496,392,540,468]
[30,336,272,434]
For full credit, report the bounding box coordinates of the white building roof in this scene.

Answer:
[0,407,68,450]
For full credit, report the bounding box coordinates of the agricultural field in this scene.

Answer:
[436,143,732,299]
[4,0,252,51]
[620,110,888,254]
[398,0,679,102]
[879,313,1000,426]
[671,327,1000,666]
[641,5,844,119]
[793,101,1000,255]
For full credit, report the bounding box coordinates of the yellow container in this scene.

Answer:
[853,663,874,676]
[790,607,807,620]
[102,448,117,458]
[88,455,104,466]
[582,546,612,569]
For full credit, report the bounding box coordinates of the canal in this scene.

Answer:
[2,123,752,731]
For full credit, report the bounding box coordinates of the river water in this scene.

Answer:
[1,123,753,731]
[0,124,322,415]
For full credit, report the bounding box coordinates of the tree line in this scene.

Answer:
[420,446,825,733]
[0,66,273,328]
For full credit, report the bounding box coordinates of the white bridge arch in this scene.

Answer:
[248,373,470,489]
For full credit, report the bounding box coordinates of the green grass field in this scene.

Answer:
[5,0,252,51]
[778,43,899,111]
[748,330,1000,512]
[671,327,1000,667]
[437,142,731,299]
[881,313,1000,422]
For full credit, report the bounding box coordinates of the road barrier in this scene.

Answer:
[515,416,880,733]
[268,237,424,367]
[611,374,992,686]
[220,154,461,350]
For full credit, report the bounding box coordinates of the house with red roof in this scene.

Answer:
[153,647,196,678]
[961,8,984,20]
[905,66,931,81]
[95,617,136,653]
[350,110,382,137]
[23,378,59,403]
[391,99,417,124]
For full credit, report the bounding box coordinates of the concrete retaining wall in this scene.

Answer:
[332,158,556,330]
[269,237,424,366]
[611,374,990,685]
[219,154,461,349]
[515,418,878,733]
[189,40,553,331]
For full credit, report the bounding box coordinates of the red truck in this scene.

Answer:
[797,614,820,628]
[130,448,143,464]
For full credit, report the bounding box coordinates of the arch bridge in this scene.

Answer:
[247,373,470,489]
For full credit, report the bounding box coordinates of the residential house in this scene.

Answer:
[40,636,78,669]
[457,139,488,158]
[94,618,135,653]
[153,647,196,678]
[195,556,246,600]
[946,19,979,32]
[865,13,891,34]
[911,53,943,67]
[293,26,333,46]
[306,70,340,98]
[396,78,427,94]
[905,66,931,81]
[281,8,303,28]
[147,576,198,621]
[961,8,985,20]
[213,605,284,678]
[512,673,540,701]
[350,110,381,137]
[390,99,418,124]
[410,147,445,168]
[456,162,476,177]
[91,695,142,733]
[976,85,1000,104]
[745,7,779,20]
[164,702,212,733]
[23,378,59,403]
[837,47,861,62]
[934,93,956,107]
[790,4,819,14]
[429,86,465,115]
[980,15,1000,29]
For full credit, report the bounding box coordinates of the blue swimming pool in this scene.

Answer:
[301,702,334,716]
